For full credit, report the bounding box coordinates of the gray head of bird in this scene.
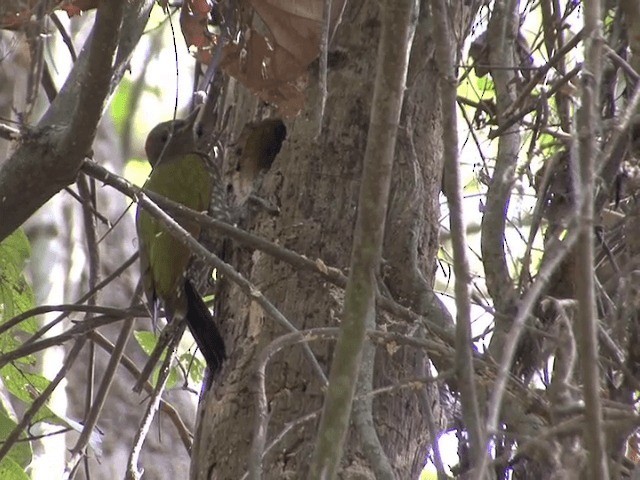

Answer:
[145,110,202,166]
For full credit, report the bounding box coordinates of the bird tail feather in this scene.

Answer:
[184,280,226,376]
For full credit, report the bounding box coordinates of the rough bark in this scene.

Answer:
[191,2,449,478]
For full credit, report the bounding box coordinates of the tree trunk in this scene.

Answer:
[191,2,451,478]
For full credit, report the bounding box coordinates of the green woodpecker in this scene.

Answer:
[136,114,225,376]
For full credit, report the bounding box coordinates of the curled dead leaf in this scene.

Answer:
[180,0,346,117]
[1,0,99,30]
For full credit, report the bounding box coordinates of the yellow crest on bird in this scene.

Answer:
[135,111,225,375]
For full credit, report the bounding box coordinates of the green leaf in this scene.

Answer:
[0,409,32,468]
[0,230,35,324]
[180,351,205,384]
[135,330,208,388]
[157,363,180,390]
[0,455,30,480]
[134,331,158,356]
[110,78,134,134]
[110,77,161,135]
[124,158,152,188]
[419,467,441,480]
[0,365,57,424]
[475,75,496,95]
[135,330,179,388]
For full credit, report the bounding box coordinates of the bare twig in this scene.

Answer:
[596,79,640,208]
[76,171,101,479]
[314,0,331,139]
[88,330,193,452]
[63,185,111,226]
[0,122,20,140]
[24,253,138,344]
[501,29,583,120]
[0,302,137,340]
[66,311,137,473]
[604,44,640,83]
[132,306,186,392]
[50,11,78,62]
[574,1,609,477]
[249,326,451,478]
[0,339,86,465]
[352,336,394,480]
[124,322,181,480]
[0,311,131,367]
[488,63,581,141]
[481,0,521,315]
[433,0,484,472]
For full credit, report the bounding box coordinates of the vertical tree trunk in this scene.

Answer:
[191,2,452,479]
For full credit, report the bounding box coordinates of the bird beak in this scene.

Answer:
[184,106,203,143]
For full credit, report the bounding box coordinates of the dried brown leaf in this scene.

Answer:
[0,0,49,29]
[59,0,100,17]
[0,0,98,30]
[181,0,345,117]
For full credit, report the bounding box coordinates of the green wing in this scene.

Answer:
[136,153,212,315]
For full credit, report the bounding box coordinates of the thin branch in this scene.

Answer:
[596,78,640,209]
[603,44,640,83]
[249,326,451,478]
[88,330,193,452]
[308,1,418,477]
[574,0,609,477]
[481,0,521,316]
[501,28,584,120]
[352,336,394,480]
[63,185,112,227]
[0,338,86,464]
[0,303,137,340]
[314,0,331,139]
[50,11,78,62]
[133,311,186,392]
[0,122,21,140]
[488,63,582,141]
[417,361,448,480]
[66,316,136,471]
[493,412,640,473]
[83,159,455,343]
[433,0,484,471]
[0,311,130,368]
[23,253,138,345]
[480,205,588,475]
[76,172,101,476]
[124,324,181,480]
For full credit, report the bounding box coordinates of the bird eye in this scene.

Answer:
[160,131,169,143]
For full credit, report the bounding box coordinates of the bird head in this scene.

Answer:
[145,109,202,166]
